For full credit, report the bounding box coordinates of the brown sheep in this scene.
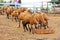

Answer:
[29,13,49,34]
[11,6,15,13]
[11,9,19,21]
[18,7,26,15]
[11,7,26,22]
[18,9,49,34]
[18,8,32,32]
[1,6,5,15]
[1,6,4,11]
[28,13,39,34]
[6,7,11,19]
[40,12,49,28]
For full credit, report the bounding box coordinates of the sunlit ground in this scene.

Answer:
[0,14,60,40]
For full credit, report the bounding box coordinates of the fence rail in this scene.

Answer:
[0,2,60,13]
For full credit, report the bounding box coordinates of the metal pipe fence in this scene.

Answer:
[0,2,60,13]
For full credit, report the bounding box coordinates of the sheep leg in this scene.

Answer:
[28,24,35,34]
[31,24,35,34]
[7,14,9,19]
[11,15,14,21]
[22,21,28,32]
[28,24,32,32]
[29,27,34,34]
[26,26,28,31]
[35,24,38,29]
[16,16,18,22]
[14,17,17,22]
[2,11,4,15]
[23,23,26,32]
[43,26,46,29]
[29,28,31,32]
[18,20,20,28]
[39,23,42,29]
[26,24,29,31]
[46,20,49,28]
[31,27,34,34]
[38,24,40,29]
[24,23,28,31]
[45,20,49,28]
[36,23,39,29]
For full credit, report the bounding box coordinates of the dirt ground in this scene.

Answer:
[0,14,60,40]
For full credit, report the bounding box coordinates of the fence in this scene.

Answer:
[0,2,60,13]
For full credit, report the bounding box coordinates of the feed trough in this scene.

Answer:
[34,28,55,34]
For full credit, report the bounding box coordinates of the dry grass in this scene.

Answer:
[0,14,60,40]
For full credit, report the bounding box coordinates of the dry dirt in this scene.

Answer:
[0,14,60,40]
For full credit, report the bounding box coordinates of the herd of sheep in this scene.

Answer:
[0,6,49,34]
